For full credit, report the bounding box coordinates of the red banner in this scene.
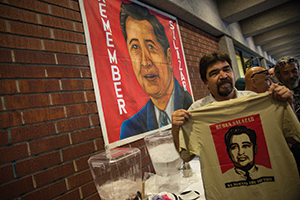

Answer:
[80,0,193,148]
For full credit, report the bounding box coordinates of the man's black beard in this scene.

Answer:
[217,78,233,97]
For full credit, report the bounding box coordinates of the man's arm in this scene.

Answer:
[171,109,195,162]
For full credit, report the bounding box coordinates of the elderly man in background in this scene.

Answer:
[245,67,272,93]
[274,56,300,121]
[245,64,300,174]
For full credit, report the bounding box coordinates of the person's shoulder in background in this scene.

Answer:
[235,77,245,90]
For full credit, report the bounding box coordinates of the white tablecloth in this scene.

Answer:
[183,156,206,199]
[145,156,206,200]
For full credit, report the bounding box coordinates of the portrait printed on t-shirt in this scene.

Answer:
[210,114,275,188]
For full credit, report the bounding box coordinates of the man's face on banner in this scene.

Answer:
[125,17,174,99]
[229,133,254,168]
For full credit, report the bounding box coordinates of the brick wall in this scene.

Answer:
[178,20,219,100]
[0,0,218,200]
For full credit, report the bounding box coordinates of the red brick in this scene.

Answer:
[0,64,46,78]
[34,162,75,187]
[71,127,101,144]
[8,0,48,13]
[85,193,101,200]
[46,66,91,78]
[10,122,56,143]
[78,44,88,55]
[15,151,61,177]
[53,29,85,43]
[74,154,92,172]
[139,146,147,157]
[142,155,151,168]
[61,79,93,91]
[0,176,34,199]
[22,179,67,200]
[0,33,42,50]
[23,107,65,124]
[0,111,23,129]
[67,169,92,189]
[14,50,56,64]
[19,79,60,93]
[56,54,89,66]
[56,116,90,133]
[71,1,80,10]
[95,138,105,150]
[40,14,73,31]
[10,20,51,38]
[90,114,100,126]
[42,0,71,8]
[149,163,155,173]
[0,143,29,164]
[81,181,97,198]
[129,139,146,149]
[50,5,82,21]
[0,49,12,62]
[66,103,97,117]
[142,164,151,175]
[30,134,70,155]
[0,164,14,184]
[43,40,78,54]
[0,130,9,146]
[74,22,84,33]
[0,18,7,32]
[62,141,95,161]
[86,91,96,102]
[1,102,5,111]
[0,4,38,24]
[54,189,81,200]
[0,80,18,95]
[51,92,86,105]
[4,94,51,110]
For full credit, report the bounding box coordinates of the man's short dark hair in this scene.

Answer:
[224,125,257,157]
[199,52,232,83]
[274,56,299,82]
[119,2,170,56]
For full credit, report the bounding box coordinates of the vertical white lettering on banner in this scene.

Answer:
[99,2,107,18]
[99,1,127,115]
[117,99,126,114]
[111,66,123,97]
[111,65,121,81]
[101,18,111,32]
[106,32,114,47]
[114,82,122,98]
[108,49,117,64]
[170,20,187,91]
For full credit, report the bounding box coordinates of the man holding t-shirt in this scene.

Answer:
[171,52,294,162]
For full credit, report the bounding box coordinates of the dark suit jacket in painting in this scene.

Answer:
[119,79,193,139]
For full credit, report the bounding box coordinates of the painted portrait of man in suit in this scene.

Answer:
[119,2,193,139]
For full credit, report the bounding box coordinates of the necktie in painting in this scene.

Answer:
[159,110,169,127]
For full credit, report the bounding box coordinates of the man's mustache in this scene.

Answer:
[217,78,232,87]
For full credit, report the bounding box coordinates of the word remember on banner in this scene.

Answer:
[99,0,127,115]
